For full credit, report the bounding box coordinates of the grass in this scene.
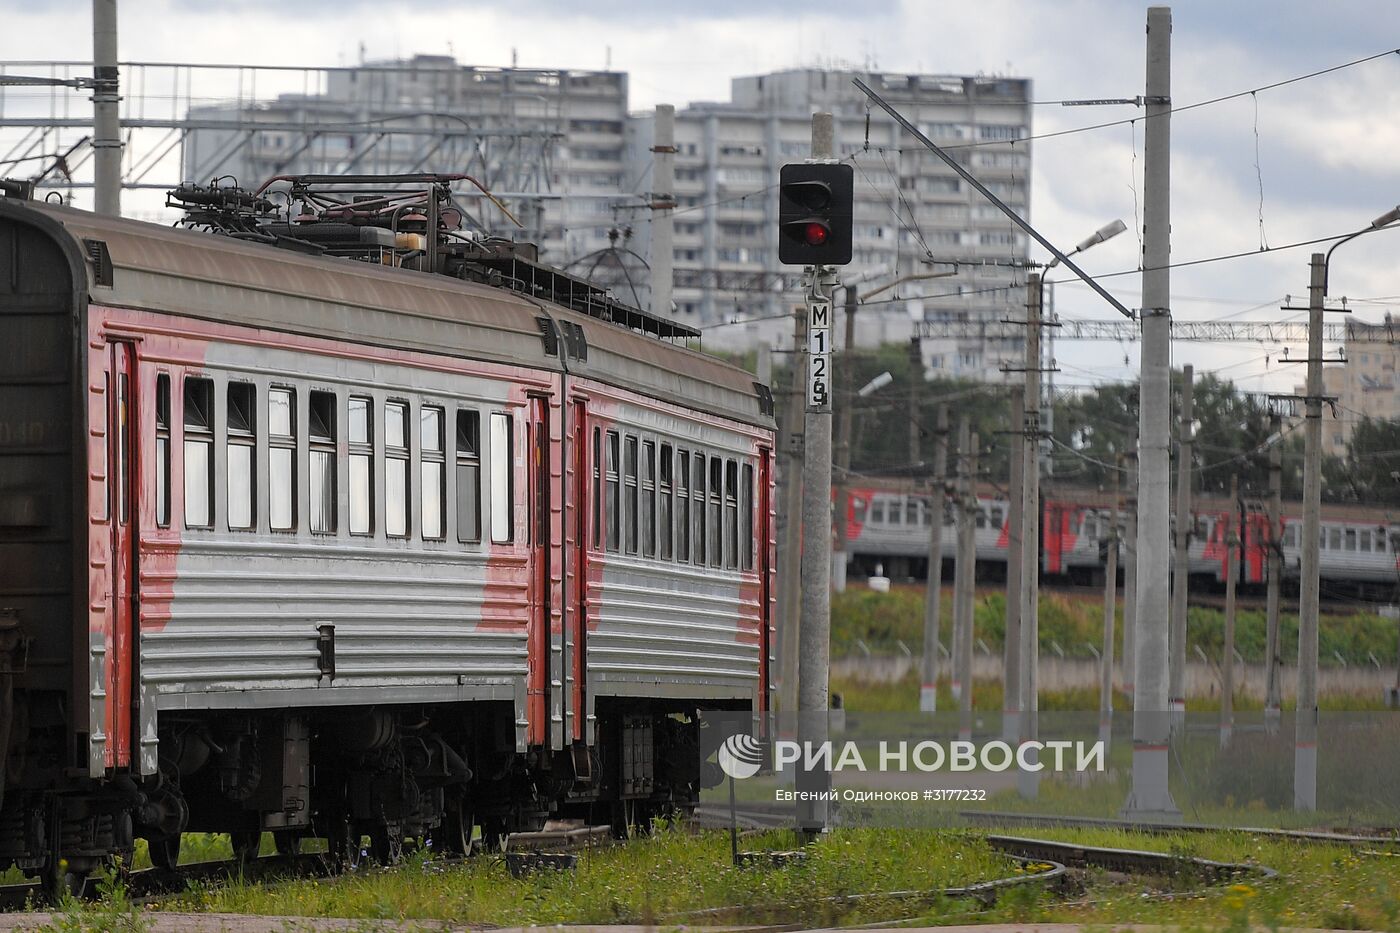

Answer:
[834,584,1400,667]
[159,824,1015,926]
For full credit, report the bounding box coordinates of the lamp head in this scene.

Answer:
[1371,206,1400,229]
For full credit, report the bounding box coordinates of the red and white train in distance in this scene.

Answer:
[841,480,1400,596]
[0,175,773,893]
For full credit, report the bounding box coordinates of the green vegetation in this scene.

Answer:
[832,585,1400,667]
[164,825,1013,926]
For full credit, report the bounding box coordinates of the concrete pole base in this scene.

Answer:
[831,550,847,594]
[1121,746,1181,822]
[919,684,937,713]
[1294,743,1317,811]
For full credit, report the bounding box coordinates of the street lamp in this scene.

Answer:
[1295,205,1400,811]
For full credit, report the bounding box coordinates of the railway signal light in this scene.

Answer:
[778,163,853,266]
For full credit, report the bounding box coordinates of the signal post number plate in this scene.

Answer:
[807,296,832,411]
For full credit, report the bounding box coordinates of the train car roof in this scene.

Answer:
[1,199,772,430]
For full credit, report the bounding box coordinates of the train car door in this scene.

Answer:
[758,447,773,714]
[569,399,589,746]
[526,395,560,748]
[105,340,137,770]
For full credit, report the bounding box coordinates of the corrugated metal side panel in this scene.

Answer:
[589,563,756,689]
[143,543,526,699]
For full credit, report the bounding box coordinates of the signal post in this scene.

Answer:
[785,115,853,836]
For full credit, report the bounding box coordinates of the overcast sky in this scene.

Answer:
[4,0,1400,392]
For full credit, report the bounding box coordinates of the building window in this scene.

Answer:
[421,405,445,540]
[349,396,373,535]
[490,412,514,544]
[659,444,673,560]
[183,377,214,529]
[456,410,481,543]
[155,374,170,528]
[227,382,255,530]
[386,400,409,538]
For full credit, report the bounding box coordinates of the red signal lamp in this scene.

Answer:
[804,222,829,246]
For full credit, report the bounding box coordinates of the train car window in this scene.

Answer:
[155,374,171,528]
[889,497,903,525]
[872,500,885,524]
[624,436,639,555]
[456,410,481,544]
[1328,527,1341,551]
[741,462,755,571]
[975,508,986,530]
[1360,530,1372,553]
[183,377,214,529]
[724,459,739,570]
[421,406,445,540]
[991,506,1004,530]
[349,397,374,536]
[385,401,409,538]
[659,444,674,560]
[604,431,620,552]
[920,499,931,525]
[693,453,706,566]
[269,388,296,531]
[676,451,691,562]
[641,440,656,558]
[1378,531,1389,553]
[708,456,723,568]
[907,500,919,526]
[309,391,337,535]
[227,382,256,531]
[117,374,130,525]
[592,427,602,549]
[1344,528,1357,551]
[490,413,514,544]
[853,498,867,523]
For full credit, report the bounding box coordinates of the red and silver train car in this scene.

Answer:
[0,181,773,891]
[843,481,1400,596]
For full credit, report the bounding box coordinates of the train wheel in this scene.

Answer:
[433,802,473,857]
[40,857,87,903]
[273,829,302,857]
[231,830,261,867]
[478,817,506,854]
[148,834,181,871]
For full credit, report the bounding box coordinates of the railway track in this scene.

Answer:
[961,809,1400,846]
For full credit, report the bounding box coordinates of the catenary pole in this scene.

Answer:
[93,0,121,217]
[777,310,805,720]
[921,406,950,713]
[1169,364,1194,725]
[957,431,979,742]
[1295,252,1325,812]
[950,416,971,704]
[1265,411,1283,726]
[1221,473,1239,747]
[648,104,676,319]
[1017,274,1043,799]
[1101,461,1120,747]
[797,112,836,834]
[1123,443,1138,694]
[1124,5,1180,821]
[1003,386,1025,742]
[832,285,858,593]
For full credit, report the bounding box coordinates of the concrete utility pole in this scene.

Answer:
[93,0,122,217]
[1003,386,1025,743]
[648,104,676,319]
[921,405,950,713]
[1169,364,1194,725]
[1124,5,1180,821]
[832,286,859,593]
[1264,411,1283,726]
[777,310,806,719]
[909,341,924,467]
[957,431,979,742]
[950,415,972,704]
[1017,274,1043,800]
[1122,444,1138,694]
[1221,474,1239,748]
[1295,252,1326,812]
[796,112,836,834]
[1101,462,1120,748]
